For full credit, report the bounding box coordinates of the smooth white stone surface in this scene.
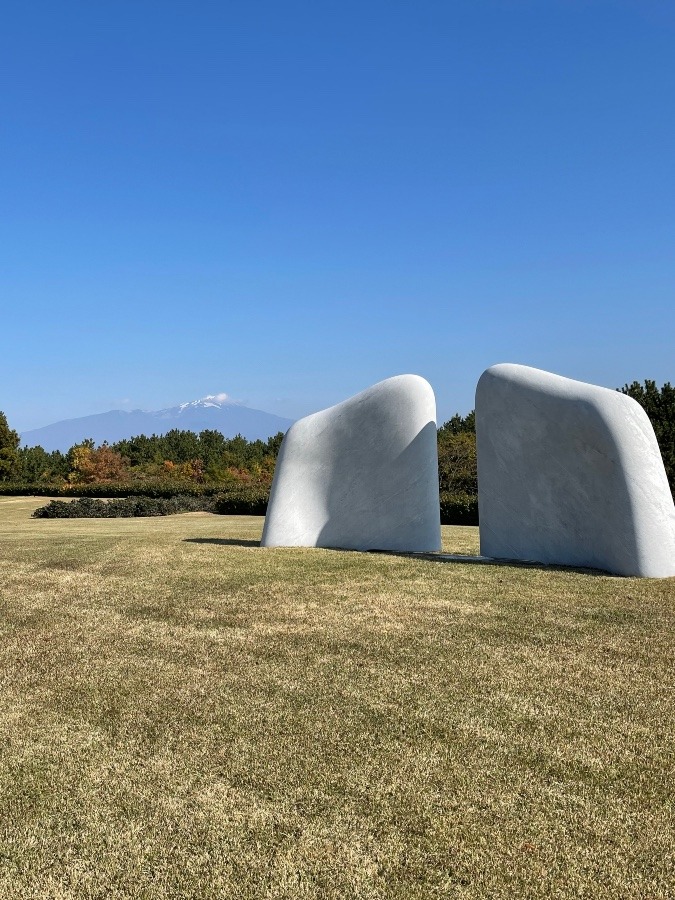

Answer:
[476,364,675,577]
[261,375,441,551]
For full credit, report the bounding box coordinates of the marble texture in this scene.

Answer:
[261,375,441,551]
[476,363,675,577]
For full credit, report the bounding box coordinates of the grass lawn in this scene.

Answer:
[0,496,673,899]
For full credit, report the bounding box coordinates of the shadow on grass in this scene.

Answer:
[183,539,611,575]
[184,538,260,547]
[370,550,611,577]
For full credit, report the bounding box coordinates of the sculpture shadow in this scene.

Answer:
[373,549,611,577]
[184,538,609,574]
[184,538,260,547]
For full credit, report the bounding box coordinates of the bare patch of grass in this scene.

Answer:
[0,497,673,898]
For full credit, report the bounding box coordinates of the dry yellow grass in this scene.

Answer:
[0,497,673,899]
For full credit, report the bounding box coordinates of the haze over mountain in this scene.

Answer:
[21,394,294,452]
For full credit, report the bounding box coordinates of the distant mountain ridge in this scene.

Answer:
[21,394,294,452]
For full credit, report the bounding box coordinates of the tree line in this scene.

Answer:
[0,425,285,488]
[1,380,674,507]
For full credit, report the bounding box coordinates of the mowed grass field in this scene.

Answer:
[0,497,673,900]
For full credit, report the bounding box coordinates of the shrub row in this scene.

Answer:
[0,480,223,498]
[32,495,219,519]
[439,492,478,526]
[22,481,477,524]
[213,489,269,516]
[2,481,276,504]
[31,490,476,523]
[30,487,270,519]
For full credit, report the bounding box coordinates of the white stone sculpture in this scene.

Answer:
[476,363,675,577]
[261,375,441,551]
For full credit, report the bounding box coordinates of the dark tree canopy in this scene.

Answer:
[620,380,675,493]
[438,410,475,436]
[437,411,477,499]
[18,445,68,482]
[0,411,21,480]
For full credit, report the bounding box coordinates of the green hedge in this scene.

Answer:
[439,492,478,526]
[213,489,269,516]
[13,482,478,524]
[0,481,244,499]
[0,483,60,496]
[32,495,217,519]
[29,487,270,519]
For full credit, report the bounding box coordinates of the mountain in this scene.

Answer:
[20,394,294,452]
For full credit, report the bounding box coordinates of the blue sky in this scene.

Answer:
[2,1,675,433]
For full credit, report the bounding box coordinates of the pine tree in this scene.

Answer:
[0,411,21,480]
[620,381,675,494]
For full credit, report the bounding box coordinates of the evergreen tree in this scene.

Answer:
[437,412,477,497]
[0,411,21,480]
[265,431,285,457]
[18,445,68,482]
[112,434,163,467]
[160,429,201,463]
[620,380,675,494]
[438,410,475,436]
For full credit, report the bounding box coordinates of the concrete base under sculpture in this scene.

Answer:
[261,375,441,552]
[476,364,675,577]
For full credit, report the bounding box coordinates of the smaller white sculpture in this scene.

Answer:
[476,364,675,577]
[261,375,441,552]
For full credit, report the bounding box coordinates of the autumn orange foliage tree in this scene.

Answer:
[68,443,130,484]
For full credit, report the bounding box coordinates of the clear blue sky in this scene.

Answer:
[2,1,674,433]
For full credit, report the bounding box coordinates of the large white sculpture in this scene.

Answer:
[261,375,441,551]
[476,364,675,577]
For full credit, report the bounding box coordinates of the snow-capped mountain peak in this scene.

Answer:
[177,393,238,412]
[21,394,294,452]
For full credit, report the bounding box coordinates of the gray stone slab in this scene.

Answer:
[476,364,675,577]
[261,375,441,551]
